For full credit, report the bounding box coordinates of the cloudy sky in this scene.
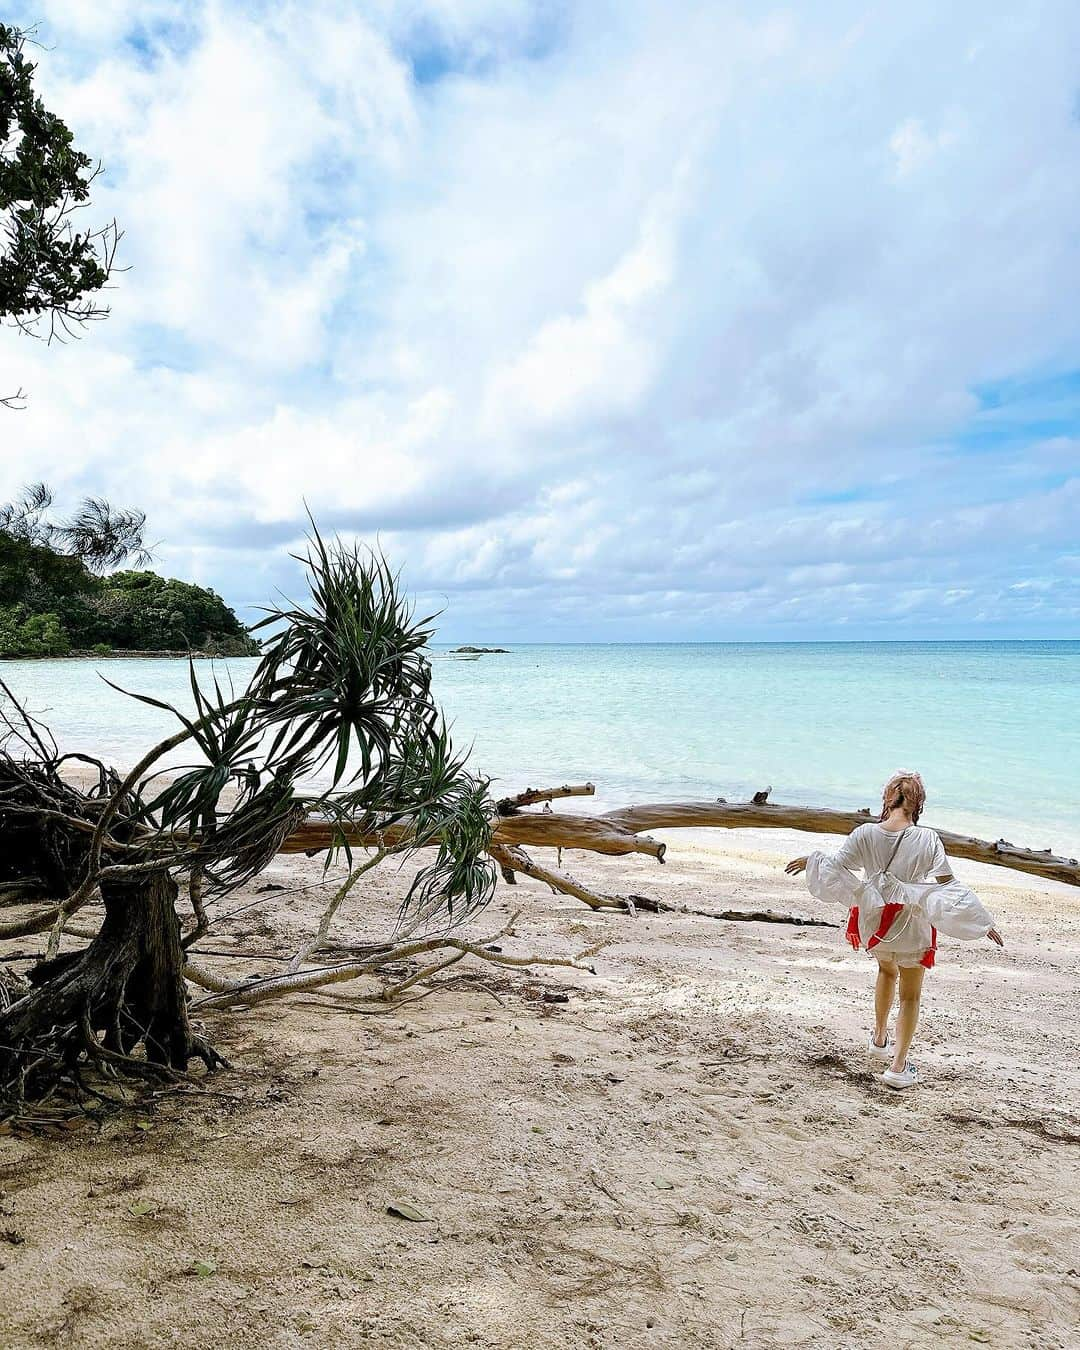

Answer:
[3,0,1079,640]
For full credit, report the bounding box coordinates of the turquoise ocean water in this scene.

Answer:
[2,642,1078,856]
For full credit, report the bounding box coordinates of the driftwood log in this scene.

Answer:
[280,784,1080,914]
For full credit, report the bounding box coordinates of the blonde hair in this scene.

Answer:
[880,770,927,824]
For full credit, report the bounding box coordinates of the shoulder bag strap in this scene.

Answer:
[883,826,909,877]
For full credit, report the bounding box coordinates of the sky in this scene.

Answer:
[2,0,1079,642]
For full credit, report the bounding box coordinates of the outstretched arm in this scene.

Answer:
[787,826,860,881]
[788,834,863,909]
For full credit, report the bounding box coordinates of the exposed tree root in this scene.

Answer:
[0,869,224,1118]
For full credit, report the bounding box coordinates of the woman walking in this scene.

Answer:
[786,771,1004,1090]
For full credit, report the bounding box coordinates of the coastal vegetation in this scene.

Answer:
[0,529,515,1116]
[2,22,120,408]
[0,483,256,657]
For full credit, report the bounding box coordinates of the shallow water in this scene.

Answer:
[3,641,1078,854]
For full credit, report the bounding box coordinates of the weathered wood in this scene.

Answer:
[496,783,596,814]
[489,842,626,911]
[491,842,838,925]
[598,800,1080,888]
[279,808,666,861]
[279,819,415,855]
[494,810,667,860]
[280,791,1080,889]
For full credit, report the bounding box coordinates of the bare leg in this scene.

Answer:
[874,959,898,1047]
[890,965,925,1073]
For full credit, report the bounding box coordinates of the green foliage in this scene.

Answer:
[131,529,497,921]
[1,482,148,573]
[0,525,94,607]
[0,539,256,658]
[0,606,69,656]
[82,571,256,653]
[0,483,254,656]
[1,25,118,337]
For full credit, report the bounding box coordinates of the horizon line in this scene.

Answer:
[430,637,1080,647]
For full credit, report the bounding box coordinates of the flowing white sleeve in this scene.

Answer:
[804,851,861,908]
[920,880,996,940]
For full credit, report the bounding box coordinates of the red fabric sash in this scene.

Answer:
[846,905,937,968]
[866,902,904,950]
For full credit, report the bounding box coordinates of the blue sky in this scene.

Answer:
[2,0,1079,640]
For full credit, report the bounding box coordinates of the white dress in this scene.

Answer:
[804,822,996,969]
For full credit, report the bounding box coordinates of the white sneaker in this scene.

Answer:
[867,1033,892,1063]
[882,1062,918,1090]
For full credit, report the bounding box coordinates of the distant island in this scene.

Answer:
[449,645,510,655]
[0,486,257,658]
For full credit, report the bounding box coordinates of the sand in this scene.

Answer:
[1,828,1078,1349]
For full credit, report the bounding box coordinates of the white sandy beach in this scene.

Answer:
[6,3,1080,1346]
[1,827,1077,1349]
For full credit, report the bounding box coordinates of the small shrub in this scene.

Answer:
[0,608,70,657]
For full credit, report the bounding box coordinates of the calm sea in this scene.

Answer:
[3,642,1078,856]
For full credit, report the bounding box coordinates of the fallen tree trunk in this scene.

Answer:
[284,789,1080,887]
[279,787,1080,915]
[281,809,666,861]
[597,799,1080,888]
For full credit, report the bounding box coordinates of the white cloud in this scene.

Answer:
[2,0,1079,640]
[481,173,684,433]
[888,116,962,179]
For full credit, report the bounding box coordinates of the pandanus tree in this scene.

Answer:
[0,530,499,1115]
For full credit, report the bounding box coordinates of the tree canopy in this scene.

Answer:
[0,484,256,657]
[0,481,148,570]
[1,23,119,407]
